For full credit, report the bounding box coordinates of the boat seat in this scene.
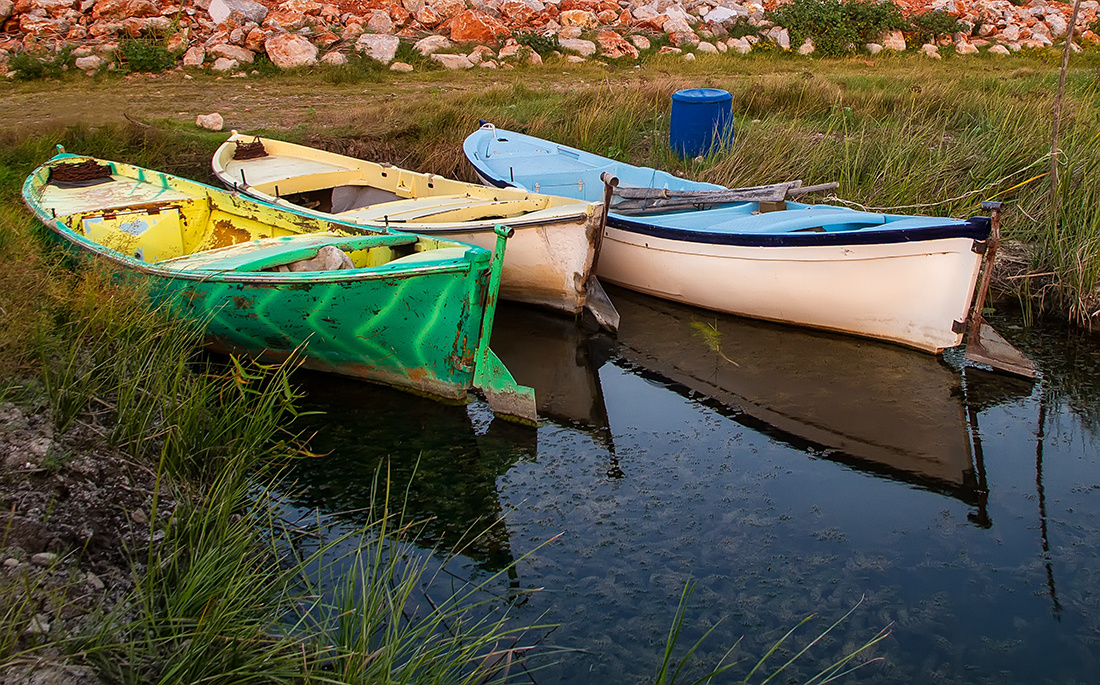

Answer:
[81,207,185,262]
[160,233,419,272]
[515,167,617,202]
[340,195,495,222]
[385,247,472,266]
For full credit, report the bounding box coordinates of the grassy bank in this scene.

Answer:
[5,50,1090,325]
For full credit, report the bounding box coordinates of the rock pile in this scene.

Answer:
[1,0,1098,76]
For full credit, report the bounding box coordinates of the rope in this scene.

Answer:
[49,159,112,184]
[821,152,1054,213]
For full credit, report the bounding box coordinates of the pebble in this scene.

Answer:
[25,614,50,635]
[85,571,105,590]
[30,552,58,567]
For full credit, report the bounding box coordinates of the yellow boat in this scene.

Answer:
[212,132,618,330]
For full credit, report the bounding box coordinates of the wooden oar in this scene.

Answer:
[611,180,840,214]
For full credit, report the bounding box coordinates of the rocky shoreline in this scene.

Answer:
[1,0,1098,77]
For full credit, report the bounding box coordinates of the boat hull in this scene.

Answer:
[424,211,602,315]
[155,264,488,401]
[599,225,983,352]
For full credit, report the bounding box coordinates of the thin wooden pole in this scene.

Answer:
[1049,0,1084,213]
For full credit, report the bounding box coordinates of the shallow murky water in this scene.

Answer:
[284,286,1100,684]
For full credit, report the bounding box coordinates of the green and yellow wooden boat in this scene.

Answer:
[22,151,536,423]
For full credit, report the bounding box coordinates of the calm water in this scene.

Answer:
[283,287,1100,684]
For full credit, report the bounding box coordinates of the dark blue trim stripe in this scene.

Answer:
[608,215,991,248]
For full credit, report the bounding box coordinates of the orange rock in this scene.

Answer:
[92,0,161,21]
[499,0,537,25]
[450,9,509,42]
[429,0,467,21]
[266,10,308,29]
[597,29,638,58]
[416,6,441,27]
[559,8,598,28]
[597,9,618,24]
[389,4,410,26]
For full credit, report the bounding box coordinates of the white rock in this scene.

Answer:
[664,17,694,34]
[716,39,727,52]
[265,33,317,69]
[558,37,596,56]
[683,52,696,61]
[797,37,814,54]
[1002,24,1020,42]
[321,51,346,65]
[414,35,453,55]
[704,5,746,23]
[955,40,979,54]
[75,54,104,71]
[865,42,883,54]
[920,43,942,58]
[355,33,399,63]
[696,41,718,54]
[0,0,14,21]
[728,36,752,54]
[196,112,224,130]
[664,4,692,23]
[565,54,585,63]
[431,53,473,69]
[630,34,650,50]
[211,56,238,71]
[478,58,499,68]
[389,61,414,71]
[209,43,254,63]
[559,26,582,39]
[768,26,790,50]
[208,0,268,25]
[183,46,205,66]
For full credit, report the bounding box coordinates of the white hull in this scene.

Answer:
[426,212,602,314]
[598,227,984,352]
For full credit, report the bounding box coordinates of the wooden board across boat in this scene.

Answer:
[211,132,618,331]
[22,150,537,423]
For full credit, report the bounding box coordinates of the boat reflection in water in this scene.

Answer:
[609,286,1030,524]
[283,303,614,573]
[284,372,536,574]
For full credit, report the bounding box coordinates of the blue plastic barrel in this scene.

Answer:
[669,88,734,158]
